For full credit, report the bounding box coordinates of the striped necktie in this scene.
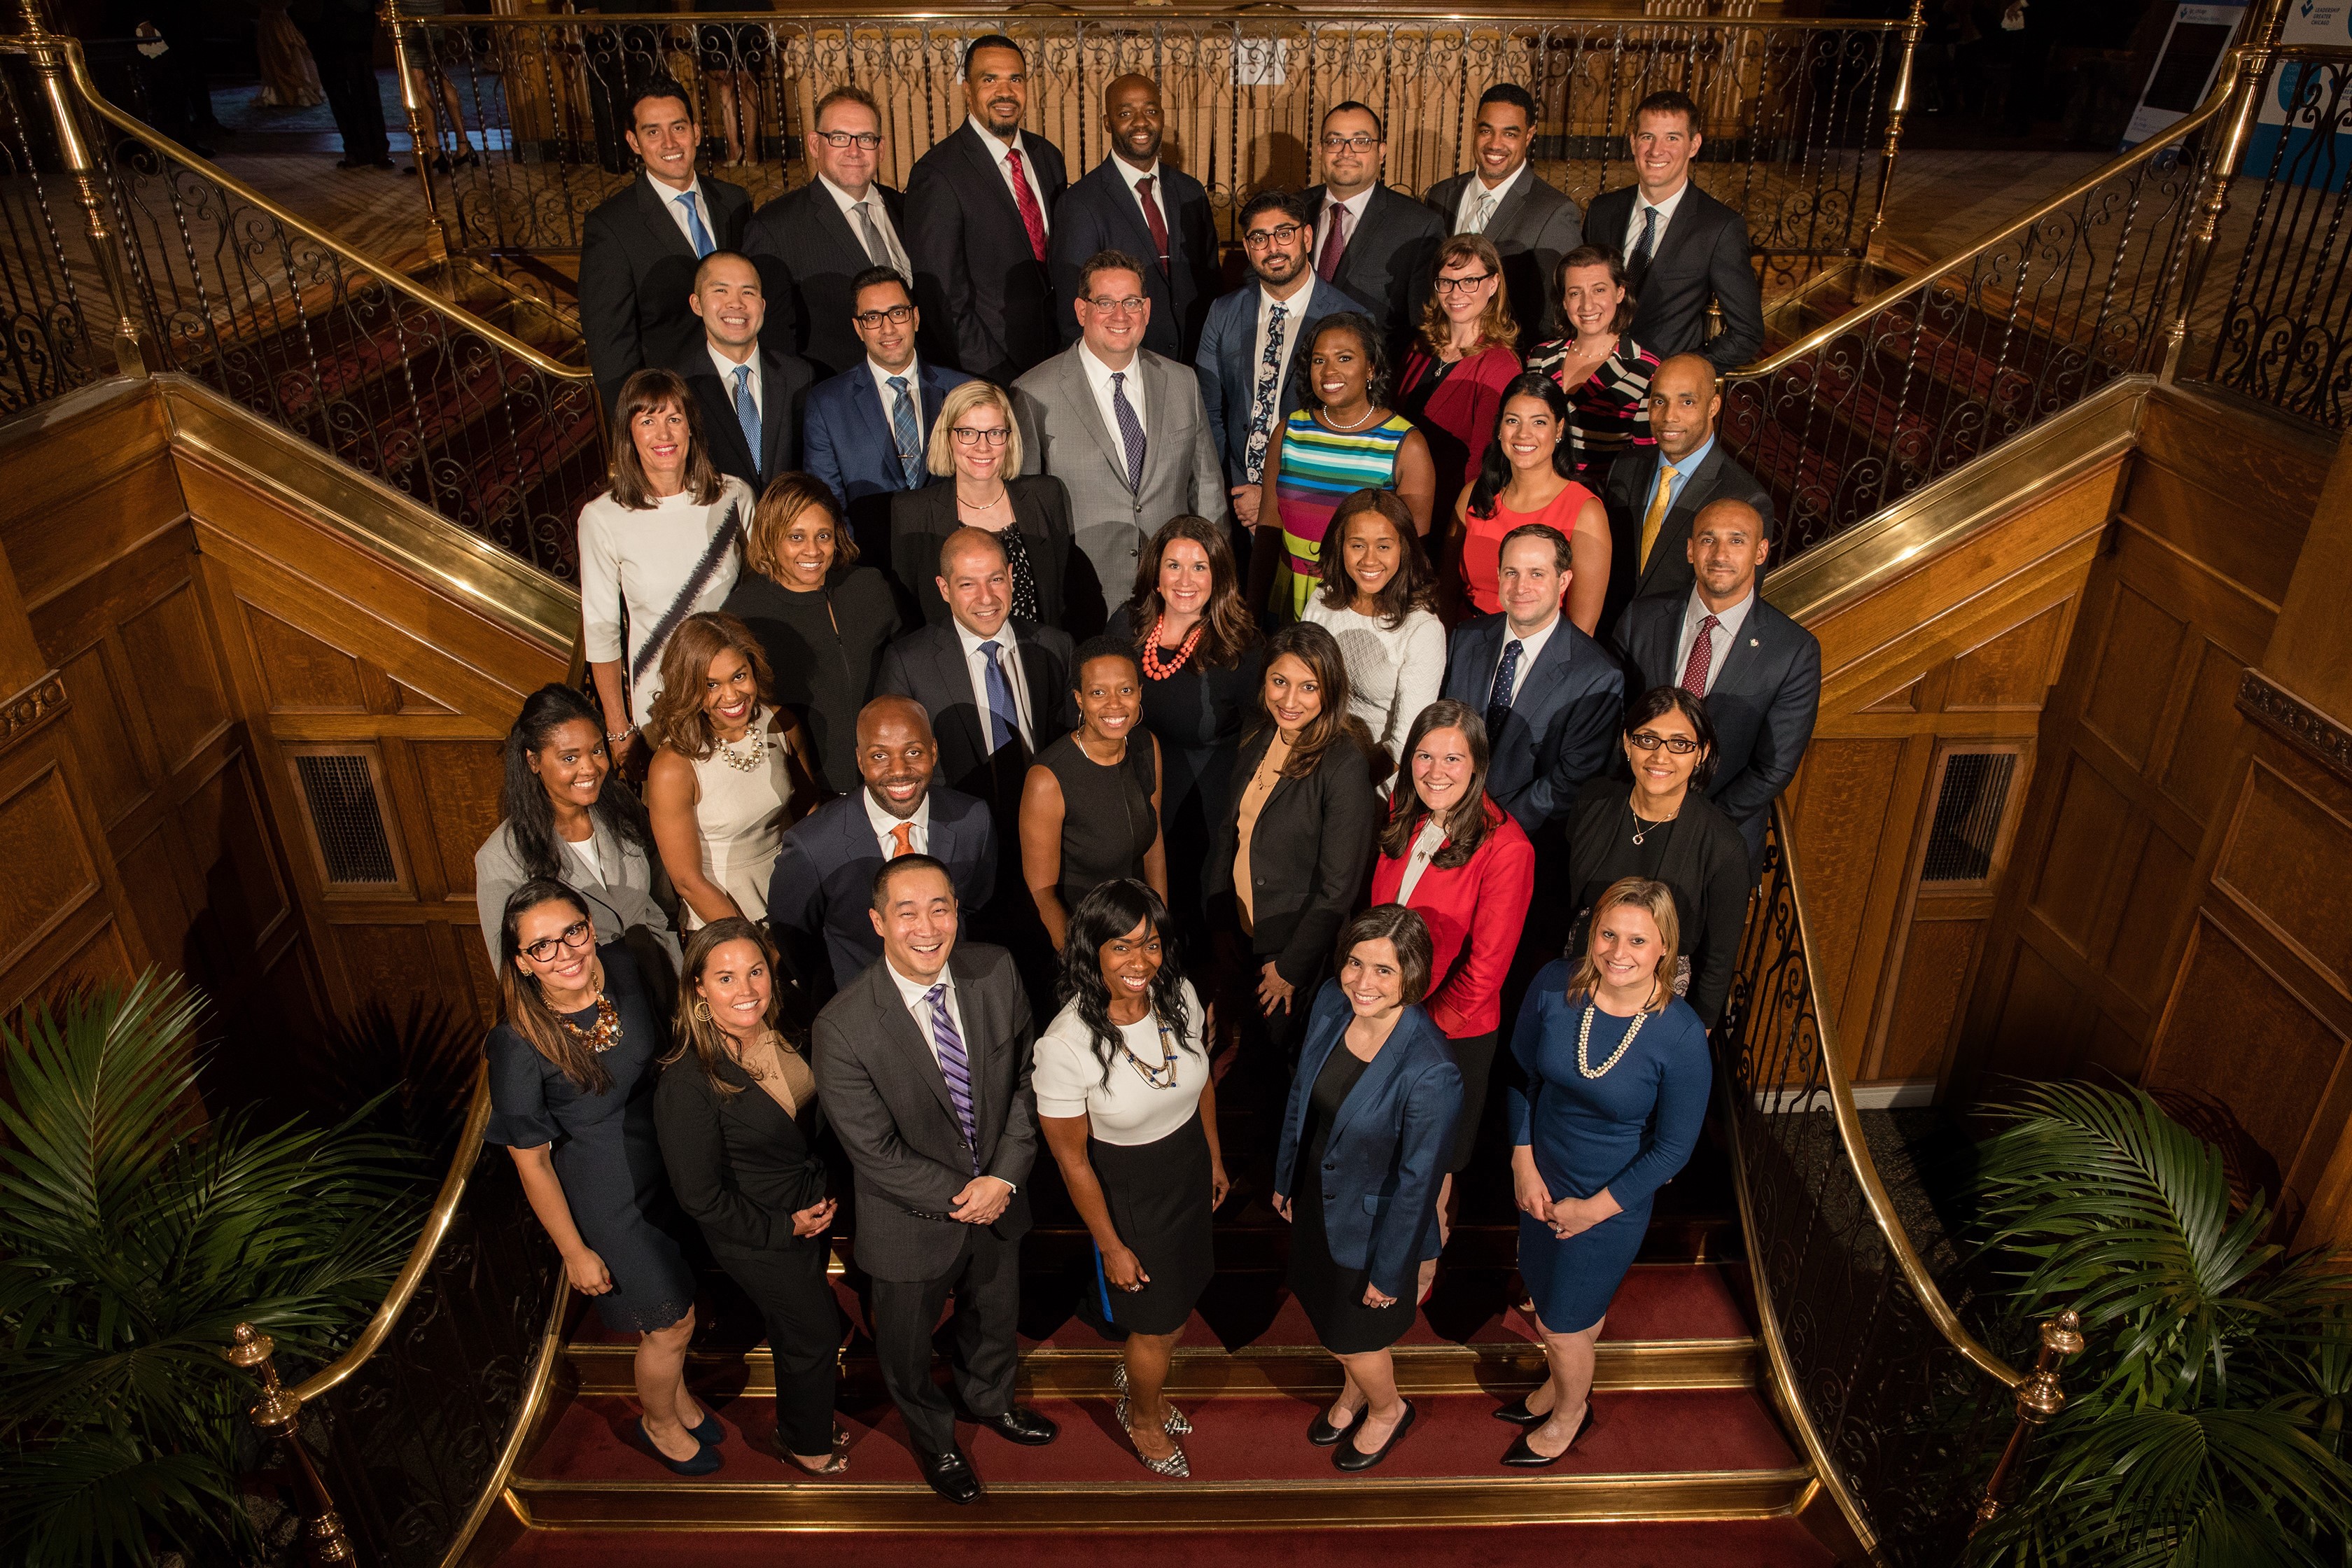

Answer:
[925,983,981,1173]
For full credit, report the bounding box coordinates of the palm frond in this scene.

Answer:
[0,1432,234,1568]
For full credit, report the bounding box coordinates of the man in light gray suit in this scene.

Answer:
[1422,82,1583,351]
[1013,247,1226,606]
[812,855,1054,1504]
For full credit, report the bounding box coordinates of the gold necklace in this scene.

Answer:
[1117,1016,1180,1091]
[556,993,624,1054]
[1576,997,1648,1079]
[1629,794,1679,846]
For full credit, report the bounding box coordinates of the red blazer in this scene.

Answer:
[1399,340,1520,521]
[1367,796,1534,1038]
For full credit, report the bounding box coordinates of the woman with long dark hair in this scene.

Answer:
[1457,373,1609,632]
[1302,490,1446,770]
[1032,879,1228,1477]
[654,918,847,1476]
[486,879,710,1474]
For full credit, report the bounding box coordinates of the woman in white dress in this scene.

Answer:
[579,368,756,772]
[1303,489,1447,774]
[644,612,820,929]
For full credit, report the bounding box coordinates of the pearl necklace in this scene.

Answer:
[715,715,767,774]
[1576,997,1648,1079]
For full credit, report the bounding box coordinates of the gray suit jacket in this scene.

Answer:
[1012,343,1226,598]
[813,944,1039,1282]
[1423,168,1584,350]
[473,816,680,967]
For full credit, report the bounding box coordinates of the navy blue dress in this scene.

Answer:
[1507,961,1710,1334]
[485,944,696,1334]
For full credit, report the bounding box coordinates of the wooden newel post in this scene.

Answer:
[1969,1308,2086,1536]
[223,1322,357,1566]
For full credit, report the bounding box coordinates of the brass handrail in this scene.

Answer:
[52,40,592,386]
[410,7,1907,29]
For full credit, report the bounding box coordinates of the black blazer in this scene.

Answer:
[1047,156,1222,364]
[1599,438,1778,638]
[1564,775,1751,1027]
[653,1047,832,1258]
[1440,612,1625,839]
[672,340,814,493]
[580,174,753,414]
[1581,183,1765,372]
[767,785,999,995]
[1422,168,1584,350]
[904,124,1069,382]
[1205,727,1379,988]
[874,618,1079,802]
[1303,183,1448,358]
[1612,589,1821,869]
[889,475,1102,636]
[742,178,907,379]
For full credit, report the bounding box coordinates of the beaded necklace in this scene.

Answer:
[1140,614,1205,680]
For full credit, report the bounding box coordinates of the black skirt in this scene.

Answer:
[1287,1046,1414,1354]
[1077,1109,1215,1338]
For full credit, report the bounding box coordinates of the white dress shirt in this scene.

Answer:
[864,789,933,859]
[1624,178,1690,265]
[868,354,926,436]
[819,173,911,277]
[955,618,1037,751]
[885,957,971,1077]
[1394,818,1449,903]
[1079,342,1147,458]
[969,116,1051,237]
[1251,275,1322,411]
[708,340,761,424]
[1455,161,1527,235]
[1490,610,1562,707]
[1673,585,1756,696]
[1110,155,1165,241]
[1315,186,1375,267]
[652,173,712,251]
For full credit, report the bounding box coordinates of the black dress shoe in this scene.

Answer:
[1306,1407,1352,1447]
[975,1406,1058,1446]
[1334,1400,1417,1472]
[920,1447,981,1504]
[1491,1392,1549,1427]
[1501,1403,1592,1467]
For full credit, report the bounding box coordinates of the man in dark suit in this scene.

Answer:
[1304,102,1446,359]
[802,267,974,565]
[580,80,755,416]
[1579,90,1765,372]
[1046,75,1220,365]
[811,855,1055,1504]
[742,84,913,378]
[673,251,813,493]
[1441,522,1624,842]
[1422,83,1583,351]
[1195,190,1365,527]
[1599,353,1777,636]
[1613,498,1820,872]
[905,36,1070,383]
[769,696,997,997]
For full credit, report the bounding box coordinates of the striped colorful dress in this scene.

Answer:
[1272,407,1415,619]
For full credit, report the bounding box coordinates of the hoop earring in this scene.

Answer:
[692,999,712,1023]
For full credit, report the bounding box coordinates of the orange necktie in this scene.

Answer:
[890,822,914,858]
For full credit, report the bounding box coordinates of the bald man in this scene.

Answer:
[1045,74,1221,363]
[1597,352,1776,637]
[769,695,1000,996]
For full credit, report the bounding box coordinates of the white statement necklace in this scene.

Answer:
[1577,998,1649,1079]
[716,715,767,774]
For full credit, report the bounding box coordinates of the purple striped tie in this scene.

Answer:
[925,983,981,1174]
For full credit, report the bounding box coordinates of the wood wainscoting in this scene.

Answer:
[0,374,570,1101]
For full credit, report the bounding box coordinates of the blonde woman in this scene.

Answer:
[890,379,1082,631]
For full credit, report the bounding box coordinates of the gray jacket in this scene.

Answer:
[473,816,680,969]
[1013,342,1226,600]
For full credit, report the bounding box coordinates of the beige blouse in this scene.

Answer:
[740,1029,818,1116]
[1233,732,1294,930]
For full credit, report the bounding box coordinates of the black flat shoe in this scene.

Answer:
[686,1408,724,1446]
[1491,1392,1550,1427]
[1306,1406,1354,1447]
[1501,1403,1592,1468]
[975,1406,1058,1446]
[920,1446,981,1504]
[628,1415,720,1476]
[1334,1400,1416,1472]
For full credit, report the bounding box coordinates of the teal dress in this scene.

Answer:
[1506,960,1710,1334]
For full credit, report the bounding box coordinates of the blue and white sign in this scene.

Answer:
[2244,0,2352,184]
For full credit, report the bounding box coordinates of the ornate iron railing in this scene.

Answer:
[0,53,99,410]
[395,8,1908,296]
[1719,806,2022,1562]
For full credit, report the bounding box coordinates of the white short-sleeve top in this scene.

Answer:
[1032,979,1208,1146]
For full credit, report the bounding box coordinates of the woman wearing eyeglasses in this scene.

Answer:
[487,879,710,1474]
[1396,235,1522,536]
[1563,686,1750,1028]
[891,379,1079,633]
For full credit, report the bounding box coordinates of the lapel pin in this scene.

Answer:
[1749,638,1759,647]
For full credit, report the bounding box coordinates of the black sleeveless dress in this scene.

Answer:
[1036,729,1158,911]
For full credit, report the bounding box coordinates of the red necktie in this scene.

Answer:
[1004,146,1048,264]
[1681,615,1720,695]
[1137,174,1170,274]
[1317,200,1349,282]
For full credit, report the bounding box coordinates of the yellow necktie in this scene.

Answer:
[1639,462,1679,570]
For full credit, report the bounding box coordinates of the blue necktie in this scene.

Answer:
[978,638,1020,754]
[1629,204,1658,284]
[1485,636,1523,743]
[1111,370,1147,493]
[924,984,981,1174]
[676,190,714,258]
[888,374,924,489]
[731,364,760,479]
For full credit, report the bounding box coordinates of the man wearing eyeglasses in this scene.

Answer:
[1010,249,1225,606]
[1194,190,1366,528]
[744,84,913,378]
[1305,102,1446,360]
[802,266,975,565]
[1422,83,1584,351]
[1610,497,1818,874]
[1045,75,1221,365]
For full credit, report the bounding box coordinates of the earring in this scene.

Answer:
[692,1000,712,1022]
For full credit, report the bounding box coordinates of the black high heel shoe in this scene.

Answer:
[1307,1405,1352,1446]
[1491,1392,1550,1427]
[629,1415,721,1476]
[686,1408,725,1447]
[1501,1402,1592,1468]
[1334,1400,1417,1472]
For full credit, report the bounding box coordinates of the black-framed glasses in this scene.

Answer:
[522,919,594,962]
[1433,272,1498,295]
[811,130,883,150]
[1243,222,1305,250]
[951,426,1011,447]
[853,304,914,328]
[1085,294,1147,315]
[1321,132,1377,152]
[1627,731,1701,755]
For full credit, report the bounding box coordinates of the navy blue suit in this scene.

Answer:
[1193,276,1366,494]
[1046,157,1221,364]
[904,124,1069,382]
[1441,613,1624,839]
[1273,984,1463,1301]
[802,358,974,567]
[766,786,997,995]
